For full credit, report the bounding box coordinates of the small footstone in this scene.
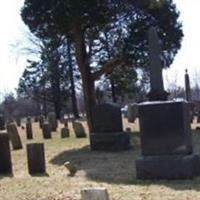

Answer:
[64,161,77,176]
[0,132,12,174]
[81,188,110,200]
[61,127,69,138]
[26,143,46,175]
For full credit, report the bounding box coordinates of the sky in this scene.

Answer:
[0,0,200,95]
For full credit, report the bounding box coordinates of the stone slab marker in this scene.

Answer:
[61,127,70,138]
[72,121,87,138]
[7,123,23,150]
[26,121,33,139]
[27,143,46,175]
[0,114,5,130]
[147,27,168,101]
[42,121,52,139]
[39,115,45,129]
[81,188,110,200]
[48,112,58,132]
[90,103,130,151]
[0,132,12,174]
[16,118,21,127]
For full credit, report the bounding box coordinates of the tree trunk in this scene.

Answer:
[73,26,96,133]
[110,78,117,103]
[67,40,80,119]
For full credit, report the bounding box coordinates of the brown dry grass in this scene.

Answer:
[1,118,200,200]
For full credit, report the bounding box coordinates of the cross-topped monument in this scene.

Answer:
[147,27,168,101]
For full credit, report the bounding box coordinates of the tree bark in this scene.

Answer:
[110,78,117,103]
[67,40,80,119]
[73,25,95,133]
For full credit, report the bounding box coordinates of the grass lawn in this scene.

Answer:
[1,118,200,200]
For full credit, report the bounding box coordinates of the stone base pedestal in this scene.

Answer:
[90,132,130,151]
[136,154,199,179]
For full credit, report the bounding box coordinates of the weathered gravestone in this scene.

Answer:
[39,115,45,129]
[0,114,5,130]
[135,27,198,179]
[26,120,33,139]
[0,132,12,174]
[61,127,70,138]
[90,103,130,151]
[81,188,110,200]
[72,121,87,138]
[48,112,58,132]
[7,123,23,150]
[127,103,138,123]
[42,121,52,139]
[26,143,46,175]
[16,118,21,127]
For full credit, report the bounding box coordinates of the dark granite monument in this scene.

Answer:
[90,103,130,151]
[135,27,198,179]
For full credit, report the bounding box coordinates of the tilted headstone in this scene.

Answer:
[81,188,110,200]
[147,27,168,101]
[0,114,5,130]
[0,132,12,174]
[72,121,86,138]
[42,121,52,139]
[26,121,33,139]
[127,104,138,123]
[90,103,130,151]
[61,127,70,138]
[7,123,23,150]
[48,112,57,132]
[26,143,46,174]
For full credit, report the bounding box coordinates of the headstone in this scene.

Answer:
[16,118,21,127]
[0,132,12,174]
[61,127,70,138]
[7,123,23,150]
[48,112,57,132]
[135,27,198,180]
[127,104,138,123]
[135,101,198,179]
[90,103,130,151]
[26,121,33,139]
[26,143,46,174]
[147,27,168,101]
[72,121,86,138]
[39,115,45,129]
[0,114,5,130]
[42,121,52,139]
[81,188,110,200]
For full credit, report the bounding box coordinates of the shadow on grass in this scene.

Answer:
[50,132,200,191]
[0,173,13,179]
[30,172,49,177]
